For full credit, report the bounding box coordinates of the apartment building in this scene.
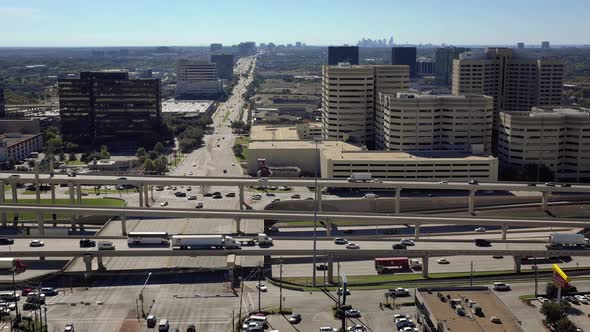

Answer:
[375,93,493,154]
[321,64,409,147]
[498,106,590,182]
[59,71,161,146]
[176,59,222,99]
[0,133,43,162]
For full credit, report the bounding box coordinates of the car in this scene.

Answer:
[146,315,157,328]
[187,195,197,200]
[345,308,361,318]
[212,192,221,196]
[0,238,14,245]
[41,287,58,296]
[188,171,193,175]
[160,201,169,207]
[561,183,572,188]
[255,283,267,292]
[527,183,537,186]
[437,258,450,264]
[259,178,268,182]
[392,243,407,250]
[393,314,408,320]
[337,288,351,296]
[334,238,348,245]
[223,169,227,173]
[186,324,196,332]
[468,180,479,185]
[492,282,511,291]
[346,325,367,332]
[226,192,236,197]
[193,202,204,209]
[265,192,276,197]
[475,239,491,247]
[545,182,556,187]
[439,181,448,184]
[291,194,301,199]
[204,192,213,197]
[316,264,328,271]
[21,288,33,296]
[8,174,20,180]
[174,192,187,197]
[29,240,44,247]
[155,186,164,191]
[272,198,280,203]
[400,239,415,246]
[64,323,74,332]
[213,195,223,199]
[363,193,379,199]
[388,288,410,296]
[490,316,502,324]
[171,186,177,190]
[192,163,196,167]
[79,239,96,247]
[346,243,360,249]
[251,195,261,200]
[289,313,302,324]
[186,187,192,191]
[492,255,504,259]
[475,227,486,232]
[158,319,169,331]
[575,295,589,304]
[537,297,549,303]
[320,328,337,332]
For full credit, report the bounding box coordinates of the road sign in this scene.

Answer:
[552,264,569,287]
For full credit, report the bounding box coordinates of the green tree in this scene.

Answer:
[43,126,59,141]
[80,152,90,163]
[154,142,165,156]
[232,144,243,156]
[154,157,167,174]
[540,301,565,324]
[142,159,156,174]
[68,152,77,162]
[99,145,110,159]
[64,142,79,152]
[58,151,66,162]
[136,147,147,160]
[46,137,63,154]
[554,317,578,332]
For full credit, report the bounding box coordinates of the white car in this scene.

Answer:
[192,163,196,167]
[400,239,415,246]
[492,282,511,291]
[255,283,267,292]
[439,181,448,184]
[538,297,549,303]
[160,201,168,206]
[320,328,337,332]
[345,308,361,317]
[346,243,360,249]
[437,258,450,264]
[29,240,44,247]
[189,171,193,175]
[362,193,379,199]
[475,227,486,232]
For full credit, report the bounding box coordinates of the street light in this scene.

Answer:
[139,272,152,318]
[312,138,320,287]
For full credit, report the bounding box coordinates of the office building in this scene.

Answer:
[59,71,162,146]
[210,43,223,52]
[328,46,359,65]
[391,47,417,78]
[416,58,435,76]
[542,41,550,49]
[0,133,43,162]
[321,64,409,146]
[210,54,234,80]
[0,118,41,135]
[0,87,4,117]
[517,42,525,49]
[237,42,256,56]
[176,59,222,99]
[434,47,470,85]
[375,93,493,154]
[416,286,524,332]
[498,106,590,182]
[452,48,564,133]
[295,42,302,48]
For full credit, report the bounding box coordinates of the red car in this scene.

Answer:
[21,288,33,296]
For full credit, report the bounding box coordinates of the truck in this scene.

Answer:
[347,173,372,183]
[239,233,274,247]
[171,235,241,250]
[0,258,26,271]
[547,233,589,248]
[374,257,421,274]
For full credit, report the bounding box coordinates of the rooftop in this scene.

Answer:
[0,133,41,147]
[417,287,523,332]
[162,100,214,115]
[249,140,360,151]
[250,125,300,141]
[323,149,496,162]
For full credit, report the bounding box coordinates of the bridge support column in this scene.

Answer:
[11,183,18,224]
[0,182,6,227]
[542,192,549,211]
[422,256,429,278]
[51,182,56,227]
[501,224,508,240]
[327,254,334,284]
[468,189,476,215]
[68,183,76,231]
[37,213,44,236]
[414,224,420,240]
[513,256,522,273]
[82,254,93,273]
[34,161,41,203]
[144,185,149,207]
[239,185,245,210]
[395,188,401,214]
[96,256,106,271]
[317,185,323,212]
[121,215,127,235]
[138,184,144,207]
[325,219,331,237]
[76,184,83,205]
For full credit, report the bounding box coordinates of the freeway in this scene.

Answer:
[2,173,590,193]
[1,204,590,228]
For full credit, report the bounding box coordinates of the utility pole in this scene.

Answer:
[238,277,244,327]
[312,138,319,287]
[258,266,262,313]
[470,261,474,286]
[279,257,283,314]
[44,306,47,331]
[534,257,539,297]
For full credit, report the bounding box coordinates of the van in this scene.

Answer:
[0,291,19,301]
[158,319,169,331]
[98,241,115,250]
[246,315,268,326]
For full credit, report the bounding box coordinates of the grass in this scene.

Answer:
[223,111,230,122]
[64,160,86,166]
[4,198,125,220]
[234,136,249,146]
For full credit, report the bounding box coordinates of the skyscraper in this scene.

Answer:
[327,46,359,65]
[434,46,470,85]
[210,43,223,52]
[176,59,222,99]
[391,47,417,78]
[541,41,550,49]
[210,54,234,80]
[0,87,5,118]
[237,42,256,56]
[58,71,162,146]
[517,42,525,49]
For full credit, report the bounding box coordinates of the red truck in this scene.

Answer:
[374,257,421,274]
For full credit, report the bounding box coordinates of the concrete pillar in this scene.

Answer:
[34,161,41,203]
[468,189,476,215]
[422,256,429,278]
[68,182,76,231]
[542,192,549,211]
[37,213,44,236]
[144,185,149,207]
[327,254,334,284]
[317,186,323,212]
[326,219,331,237]
[513,256,522,273]
[138,184,144,207]
[76,184,83,205]
[501,224,508,240]
[0,182,6,227]
[49,158,54,178]
[51,180,56,227]
[414,224,420,240]
[11,183,18,224]
[394,188,401,214]
[97,256,106,271]
[239,185,245,210]
[121,215,127,235]
[82,255,93,272]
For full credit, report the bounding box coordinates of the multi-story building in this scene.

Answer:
[517,42,525,49]
[416,58,435,76]
[0,133,43,162]
[452,48,564,138]
[434,47,470,85]
[210,43,223,52]
[0,87,4,117]
[176,59,222,99]
[237,42,256,56]
[210,54,234,80]
[59,71,161,146]
[321,64,409,147]
[391,47,417,78]
[375,93,493,154]
[498,106,590,182]
[328,46,359,65]
[542,41,550,49]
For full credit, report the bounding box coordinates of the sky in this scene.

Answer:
[0,0,588,47]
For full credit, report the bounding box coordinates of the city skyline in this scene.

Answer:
[0,0,588,47]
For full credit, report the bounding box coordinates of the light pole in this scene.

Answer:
[312,138,320,287]
[140,272,152,318]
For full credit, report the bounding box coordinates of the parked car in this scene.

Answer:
[146,315,157,328]
[186,324,196,332]
[174,192,187,197]
[64,323,74,332]
[289,313,302,324]
[291,194,301,199]
[475,239,491,247]
[204,193,213,197]
[345,308,361,318]
[363,193,379,199]
[392,244,407,250]
[187,195,197,200]
[160,201,169,206]
[346,325,367,332]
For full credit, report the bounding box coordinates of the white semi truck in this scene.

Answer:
[239,233,274,247]
[548,233,589,248]
[172,235,241,250]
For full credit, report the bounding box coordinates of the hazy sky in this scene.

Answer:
[1,0,588,47]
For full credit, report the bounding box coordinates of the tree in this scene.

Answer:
[64,142,79,152]
[58,152,66,162]
[232,144,243,156]
[546,282,577,298]
[68,152,77,162]
[136,147,147,160]
[154,158,167,174]
[99,145,110,159]
[540,301,565,324]
[154,142,165,156]
[142,159,156,174]
[80,152,90,163]
[46,137,63,154]
[554,317,578,332]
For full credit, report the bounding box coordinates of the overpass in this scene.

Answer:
[0,203,589,239]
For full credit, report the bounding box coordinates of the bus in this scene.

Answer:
[127,232,170,246]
